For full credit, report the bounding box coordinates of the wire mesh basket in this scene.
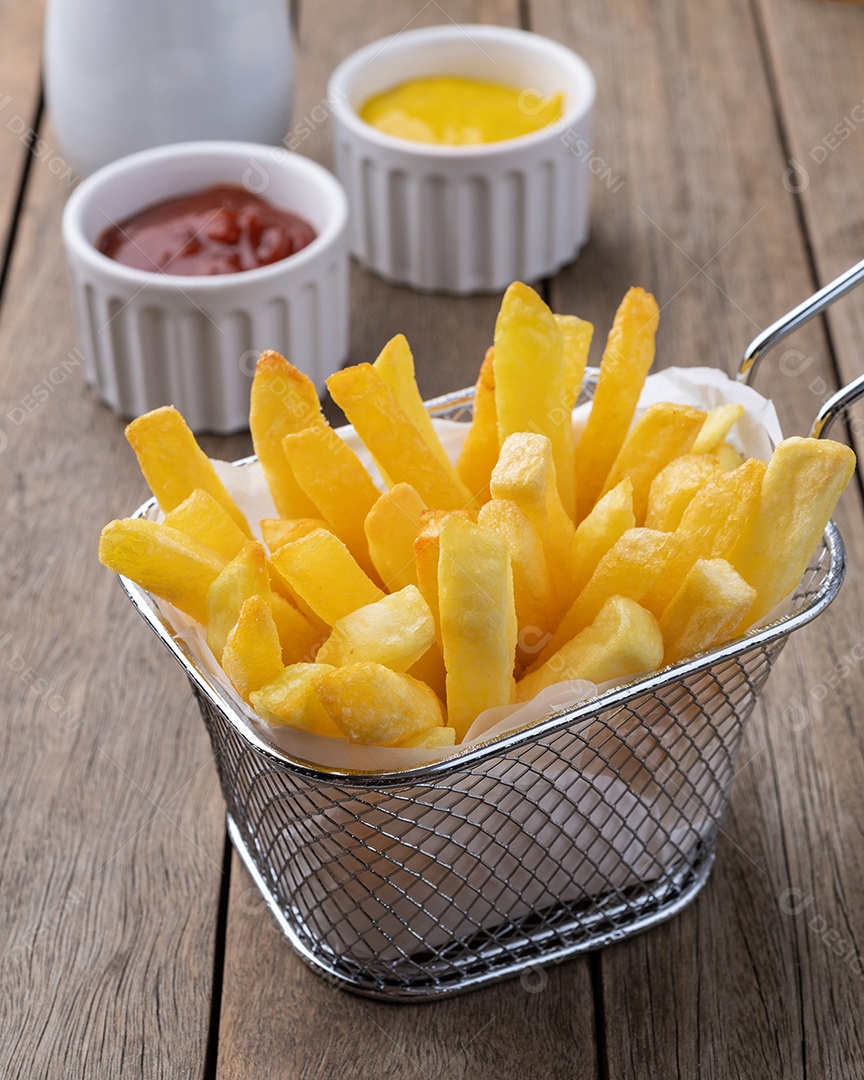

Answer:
[119,374,849,1001]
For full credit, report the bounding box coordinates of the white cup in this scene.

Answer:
[328,25,596,295]
[62,142,349,433]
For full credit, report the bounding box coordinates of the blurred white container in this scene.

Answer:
[45,0,294,177]
[62,141,349,434]
[328,25,596,295]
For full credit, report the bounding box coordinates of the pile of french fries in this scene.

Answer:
[99,282,856,749]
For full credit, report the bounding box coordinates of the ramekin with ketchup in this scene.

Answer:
[63,141,348,433]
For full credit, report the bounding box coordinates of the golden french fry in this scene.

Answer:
[571,478,635,598]
[516,595,663,702]
[715,442,743,471]
[163,489,249,563]
[327,363,473,510]
[125,406,251,535]
[269,594,324,667]
[659,559,756,665]
[413,509,475,646]
[364,483,426,591]
[249,350,324,519]
[554,313,593,409]
[493,282,576,519]
[221,595,285,701]
[270,528,384,626]
[533,528,676,668]
[250,663,342,737]
[477,499,554,661]
[456,348,498,505]
[315,663,445,745]
[316,585,435,671]
[490,432,576,616]
[438,515,517,741]
[599,402,707,523]
[643,457,766,616]
[730,437,856,629]
[206,541,271,662]
[99,518,224,625]
[692,403,744,454]
[282,424,382,580]
[260,517,330,553]
[406,641,448,703]
[373,334,455,476]
[644,454,721,532]
[574,287,659,516]
[398,726,457,749]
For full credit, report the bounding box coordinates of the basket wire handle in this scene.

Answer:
[736,255,864,439]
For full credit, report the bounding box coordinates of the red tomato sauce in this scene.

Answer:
[97,184,317,275]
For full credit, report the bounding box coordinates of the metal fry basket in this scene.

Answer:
[118,258,864,999]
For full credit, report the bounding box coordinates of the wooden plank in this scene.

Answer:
[0,120,230,1077]
[215,3,600,1077]
[0,0,49,282]
[532,0,864,1076]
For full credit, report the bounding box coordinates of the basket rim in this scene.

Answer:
[117,382,847,787]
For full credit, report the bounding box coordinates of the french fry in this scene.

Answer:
[221,595,285,701]
[250,663,342,737]
[574,287,659,516]
[282,424,382,580]
[269,594,323,667]
[373,334,455,475]
[643,457,767,616]
[163,489,249,563]
[516,595,663,702]
[644,454,721,532]
[398,726,457,749]
[364,483,426,591]
[438,516,517,741]
[477,499,554,661]
[316,585,435,672]
[270,529,384,626]
[659,559,756,665]
[260,517,330,553]
[413,509,475,647]
[315,663,445,745]
[125,406,251,535]
[715,442,743,471]
[493,282,576,519]
[599,402,707,523]
[456,348,498,505]
[206,541,271,662]
[490,432,576,617]
[327,363,473,510]
[99,518,224,625]
[692,403,744,454]
[555,313,593,409]
[571,479,635,599]
[729,437,856,629]
[249,350,324,519]
[532,528,676,668]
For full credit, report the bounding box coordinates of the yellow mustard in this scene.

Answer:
[359,77,564,145]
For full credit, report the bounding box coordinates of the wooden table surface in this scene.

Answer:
[4,1,864,1076]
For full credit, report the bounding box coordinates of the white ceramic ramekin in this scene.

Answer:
[328,25,596,295]
[62,141,349,433]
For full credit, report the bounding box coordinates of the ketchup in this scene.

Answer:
[97,184,317,275]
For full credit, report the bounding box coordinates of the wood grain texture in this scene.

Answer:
[0,0,44,277]
[532,0,864,1075]
[0,122,228,1078]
